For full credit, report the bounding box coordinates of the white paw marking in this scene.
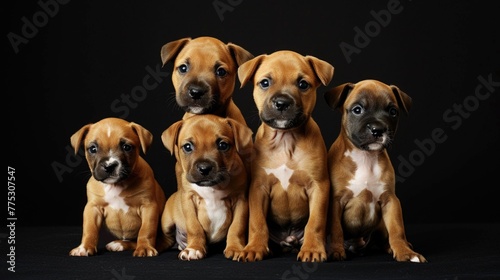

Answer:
[106,241,125,251]
[179,248,204,260]
[410,256,421,263]
[70,245,91,256]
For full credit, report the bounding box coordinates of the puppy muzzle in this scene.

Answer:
[187,159,228,187]
[261,93,306,130]
[178,80,220,114]
[92,158,129,184]
[353,122,393,151]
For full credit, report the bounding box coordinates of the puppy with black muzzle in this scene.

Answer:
[324,79,427,263]
[237,50,334,262]
[69,117,166,257]
[160,36,254,125]
[159,114,253,261]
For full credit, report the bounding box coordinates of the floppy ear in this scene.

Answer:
[160,37,191,67]
[130,122,153,154]
[227,42,254,67]
[324,83,355,111]
[70,123,92,154]
[305,55,334,87]
[161,120,184,156]
[390,85,412,115]
[226,118,253,157]
[237,54,266,88]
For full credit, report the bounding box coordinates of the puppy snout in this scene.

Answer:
[103,162,118,174]
[272,95,293,112]
[188,85,207,100]
[367,123,386,138]
[196,161,214,176]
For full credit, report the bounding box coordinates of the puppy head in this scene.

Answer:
[238,50,334,130]
[161,114,252,187]
[160,36,254,115]
[324,79,411,151]
[70,117,153,184]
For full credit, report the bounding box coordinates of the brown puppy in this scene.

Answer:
[160,36,254,125]
[324,79,427,263]
[69,117,166,257]
[237,50,334,262]
[159,114,253,261]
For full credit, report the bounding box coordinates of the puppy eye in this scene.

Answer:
[88,145,97,154]
[259,79,270,89]
[217,140,230,151]
[298,79,309,90]
[351,105,364,115]
[388,107,398,117]
[215,67,227,77]
[182,143,193,153]
[122,144,132,152]
[178,64,188,74]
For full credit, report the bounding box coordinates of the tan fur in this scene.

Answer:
[69,117,166,257]
[324,79,426,263]
[158,114,253,261]
[237,50,334,262]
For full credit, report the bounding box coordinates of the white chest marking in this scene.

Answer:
[192,184,227,240]
[264,164,294,191]
[345,149,385,200]
[103,184,129,212]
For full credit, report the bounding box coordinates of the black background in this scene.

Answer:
[6,0,499,228]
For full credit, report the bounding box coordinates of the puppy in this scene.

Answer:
[237,50,334,262]
[159,114,253,261]
[324,79,427,263]
[160,36,254,125]
[69,117,166,257]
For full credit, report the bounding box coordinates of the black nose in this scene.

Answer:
[103,162,118,174]
[367,123,386,137]
[188,85,206,99]
[272,95,292,111]
[197,162,213,176]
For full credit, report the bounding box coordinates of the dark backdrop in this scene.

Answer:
[6,0,499,227]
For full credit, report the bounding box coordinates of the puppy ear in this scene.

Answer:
[324,83,355,110]
[70,124,92,154]
[305,56,334,87]
[390,85,412,114]
[226,118,253,157]
[130,122,153,154]
[160,37,192,67]
[238,54,266,88]
[162,120,184,156]
[227,43,254,67]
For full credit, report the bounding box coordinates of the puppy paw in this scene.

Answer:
[223,245,244,261]
[389,244,427,263]
[133,245,159,257]
[178,247,206,261]
[238,245,269,262]
[105,240,136,252]
[328,244,347,261]
[297,247,327,262]
[69,245,97,256]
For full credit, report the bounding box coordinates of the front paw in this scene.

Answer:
[297,244,327,262]
[223,244,244,261]
[178,247,206,261]
[328,243,347,261]
[133,245,159,257]
[69,245,97,257]
[389,241,427,263]
[238,244,269,262]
